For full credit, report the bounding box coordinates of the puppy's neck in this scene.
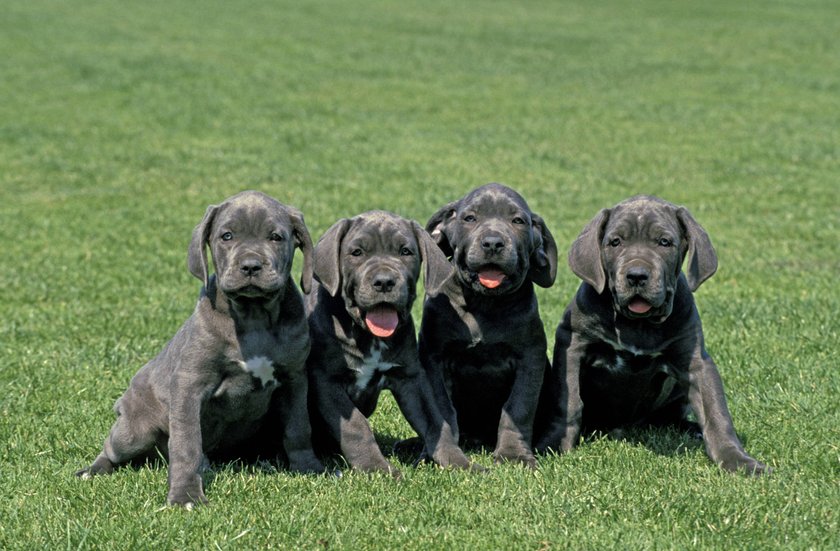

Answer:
[209,280,289,331]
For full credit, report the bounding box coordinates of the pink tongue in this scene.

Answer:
[478,269,505,289]
[364,305,399,337]
[628,298,652,314]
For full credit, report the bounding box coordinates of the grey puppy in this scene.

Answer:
[76,191,324,507]
[535,195,768,475]
[419,183,558,468]
[306,211,477,476]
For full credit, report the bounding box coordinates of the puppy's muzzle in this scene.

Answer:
[222,251,284,297]
[625,265,650,289]
[371,269,397,294]
[239,255,265,278]
[356,264,410,338]
[354,260,411,308]
[481,233,506,256]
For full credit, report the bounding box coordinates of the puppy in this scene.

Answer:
[535,195,768,474]
[306,211,476,476]
[76,191,324,507]
[419,183,558,468]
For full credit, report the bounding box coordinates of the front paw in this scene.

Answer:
[720,455,771,476]
[167,476,208,508]
[716,447,771,476]
[355,458,402,479]
[432,447,485,472]
[493,448,537,469]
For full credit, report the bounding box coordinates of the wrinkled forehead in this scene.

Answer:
[215,194,290,231]
[345,212,415,248]
[460,187,530,217]
[607,200,680,238]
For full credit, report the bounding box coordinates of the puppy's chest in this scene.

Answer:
[231,328,306,386]
[214,333,291,399]
[445,341,520,379]
[210,355,280,403]
[585,338,671,375]
[349,340,398,393]
[583,339,682,405]
[235,355,281,388]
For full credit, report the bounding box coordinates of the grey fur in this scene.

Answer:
[419,183,558,468]
[306,211,478,476]
[76,191,324,507]
[535,195,768,475]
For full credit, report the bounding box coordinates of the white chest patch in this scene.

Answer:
[604,336,662,358]
[238,355,278,387]
[355,341,396,390]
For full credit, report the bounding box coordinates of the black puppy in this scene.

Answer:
[306,211,477,476]
[536,195,768,475]
[419,183,558,468]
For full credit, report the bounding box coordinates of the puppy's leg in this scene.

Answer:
[166,370,211,507]
[688,348,769,475]
[276,371,324,474]
[494,361,543,468]
[311,378,399,477]
[389,371,480,471]
[76,393,163,478]
[534,325,584,453]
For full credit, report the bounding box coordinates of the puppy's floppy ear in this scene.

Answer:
[425,200,459,258]
[569,208,610,293]
[676,207,718,291]
[528,213,558,288]
[312,218,352,297]
[287,207,315,295]
[187,203,220,287]
[412,220,455,296]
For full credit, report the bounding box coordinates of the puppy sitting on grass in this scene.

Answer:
[535,195,769,475]
[306,211,479,477]
[76,191,324,507]
[418,183,558,468]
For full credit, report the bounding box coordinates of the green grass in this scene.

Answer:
[1,0,838,548]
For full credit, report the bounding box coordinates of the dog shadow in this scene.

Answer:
[92,445,333,498]
[577,424,705,459]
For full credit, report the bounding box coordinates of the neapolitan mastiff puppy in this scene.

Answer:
[535,195,768,474]
[419,183,558,468]
[76,191,325,507]
[306,211,477,476]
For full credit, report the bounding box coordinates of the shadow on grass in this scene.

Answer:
[81,445,340,499]
[581,424,705,458]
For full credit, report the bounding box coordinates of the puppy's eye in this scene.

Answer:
[463,215,477,223]
[658,238,673,247]
[350,249,363,257]
[512,217,526,225]
[400,246,414,256]
[221,232,233,241]
[270,232,284,242]
[608,237,621,247]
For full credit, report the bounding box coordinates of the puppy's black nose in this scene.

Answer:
[625,267,649,287]
[240,258,263,277]
[481,235,505,254]
[372,273,396,293]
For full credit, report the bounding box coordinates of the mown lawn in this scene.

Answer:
[1,0,837,549]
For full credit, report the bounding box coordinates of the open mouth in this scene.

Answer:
[627,296,653,315]
[475,266,506,289]
[364,304,400,338]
